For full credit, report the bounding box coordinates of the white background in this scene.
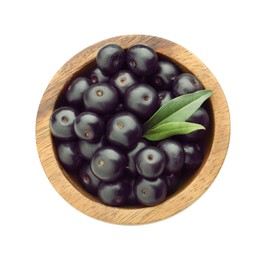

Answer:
[1,0,265,259]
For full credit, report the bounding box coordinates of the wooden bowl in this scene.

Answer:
[36,35,230,225]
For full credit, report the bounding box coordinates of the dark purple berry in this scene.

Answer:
[126,139,148,176]
[57,142,82,170]
[106,112,142,150]
[96,44,125,76]
[78,137,106,160]
[164,172,182,195]
[91,147,125,182]
[88,67,109,84]
[149,60,180,89]
[126,44,158,76]
[183,142,203,170]
[135,147,166,179]
[158,90,174,107]
[134,177,167,206]
[74,112,104,142]
[124,83,159,120]
[65,77,90,106]
[110,70,138,96]
[98,181,127,206]
[50,107,78,140]
[157,139,185,174]
[182,107,210,141]
[83,83,119,115]
[172,73,203,96]
[78,163,101,195]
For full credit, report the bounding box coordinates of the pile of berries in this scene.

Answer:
[50,43,210,207]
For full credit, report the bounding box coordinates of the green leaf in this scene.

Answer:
[143,90,212,131]
[143,122,205,141]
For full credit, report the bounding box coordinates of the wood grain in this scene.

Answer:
[36,35,230,225]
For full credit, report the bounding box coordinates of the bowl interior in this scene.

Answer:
[52,55,215,207]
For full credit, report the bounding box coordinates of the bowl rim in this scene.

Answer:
[36,34,230,225]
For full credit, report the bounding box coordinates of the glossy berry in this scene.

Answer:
[50,106,78,140]
[164,172,182,195]
[157,139,185,174]
[183,142,203,170]
[78,137,106,160]
[78,163,101,195]
[88,67,109,84]
[106,112,142,150]
[74,112,104,142]
[135,147,166,179]
[126,139,148,176]
[91,147,125,182]
[124,83,159,120]
[158,90,174,107]
[183,107,210,141]
[57,142,82,170]
[83,83,119,115]
[172,73,203,96]
[65,77,90,106]
[96,44,125,76]
[110,70,138,96]
[134,177,167,206]
[126,44,158,76]
[98,181,127,206]
[149,60,180,90]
